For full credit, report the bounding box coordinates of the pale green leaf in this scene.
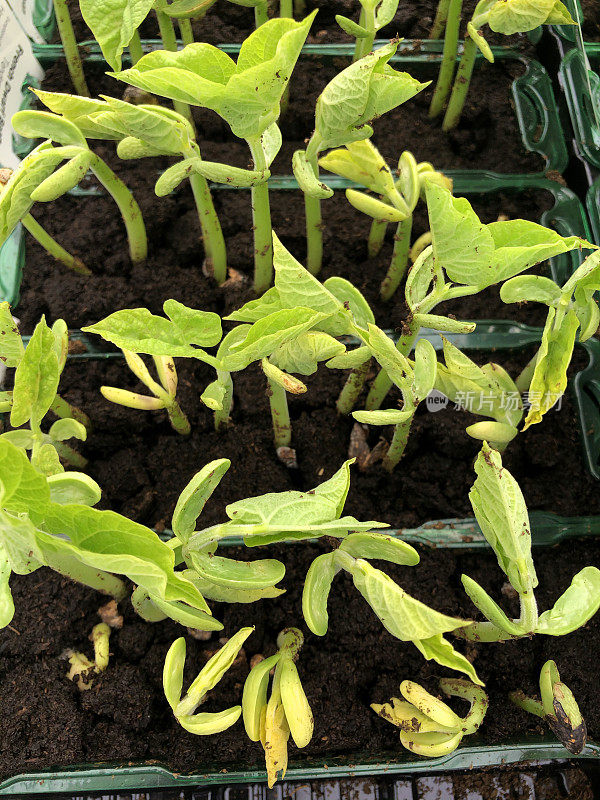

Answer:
[302,552,340,636]
[340,531,419,565]
[46,473,102,506]
[80,0,156,71]
[293,150,333,199]
[413,634,483,685]
[0,302,24,368]
[11,318,59,429]
[537,567,600,636]
[172,459,231,542]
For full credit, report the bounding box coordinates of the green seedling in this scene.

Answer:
[0,438,214,632]
[1,309,91,474]
[53,0,89,96]
[111,14,316,293]
[335,0,400,61]
[9,113,148,266]
[163,626,253,733]
[510,660,587,755]
[293,41,427,275]
[372,678,488,756]
[500,249,600,429]
[429,0,575,130]
[353,329,437,471]
[31,93,227,282]
[456,442,600,643]
[82,299,223,428]
[302,525,480,683]
[434,336,524,451]
[100,350,191,435]
[0,162,89,276]
[242,627,313,787]
[319,141,452,299]
[65,622,111,691]
[365,182,595,411]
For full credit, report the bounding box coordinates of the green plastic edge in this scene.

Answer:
[559,45,600,170]
[1,171,587,308]
[29,41,568,173]
[586,176,600,245]
[1,740,599,795]
[554,0,585,44]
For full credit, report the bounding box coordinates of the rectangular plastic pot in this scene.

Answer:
[1,171,590,315]
[559,44,600,170]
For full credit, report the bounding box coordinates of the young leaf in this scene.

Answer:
[0,303,24,368]
[292,150,334,199]
[190,552,285,589]
[0,543,15,627]
[413,635,483,686]
[270,332,345,376]
[302,552,340,636]
[242,653,281,740]
[536,567,600,636]
[339,532,420,566]
[10,318,60,429]
[172,459,231,543]
[80,0,156,71]
[46,473,102,506]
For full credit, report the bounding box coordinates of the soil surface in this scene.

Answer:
[0,537,598,780]
[55,0,536,48]
[580,0,600,41]
[28,346,598,530]
[18,170,558,334]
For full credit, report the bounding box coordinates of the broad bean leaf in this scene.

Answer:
[292,150,334,199]
[500,275,562,306]
[191,551,285,589]
[185,569,285,603]
[469,442,536,594]
[111,14,316,138]
[318,139,395,196]
[351,559,469,641]
[33,91,120,140]
[311,459,355,517]
[302,552,340,636]
[82,300,222,363]
[339,531,419,565]
[0,543,14,627]
[46,472,102,506]
[488,0,574,34]
[11,110,87,148]
[461,573,527,637]
[270,331,345,375]
[80,0,156,71]
[536,566,600,636]
[11,318,60,429]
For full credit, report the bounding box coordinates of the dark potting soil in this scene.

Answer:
[38,52,545,177]
[17,154,558,334]
[0,536,598,781]
[580,0,600,42]
[38,346,599,530]
[55,0,535,49]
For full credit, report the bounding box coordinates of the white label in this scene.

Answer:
[5,0,47,43]
[0,1,44,168]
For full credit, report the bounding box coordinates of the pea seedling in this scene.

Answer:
[163,627,253,734]
[65,622,111,691]
[242,628,313,787]
[456,442,600,643]
[372,678,488,756]
[500,250,600,429]
[111,14,316,292]
[10,111,148,266]
[293,41,427,275]
[302,526,480,683]
[429,0,575,130]
[510,660,587,755]
[319,140,451,299]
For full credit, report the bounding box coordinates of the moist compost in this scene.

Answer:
[55,0,536,48]
[0,538,598,780]
[17,166,558,333]
[35,347,600,529]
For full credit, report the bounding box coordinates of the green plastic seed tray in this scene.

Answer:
[586,174,600,244]
[559,44,600,170]
[0,171,589,311]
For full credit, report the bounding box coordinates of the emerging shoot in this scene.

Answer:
[65,622,111,691]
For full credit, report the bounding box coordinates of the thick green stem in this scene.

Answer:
[54,440,88,469]
[266,377,292,448]
[255,2,269,27]
[248,138,273,294]
[53,0,89,96]
[155,9,195,126]
[366,321,420,410]
[280,0,293,17]
[88,153,148,264]
[214,371,233,431]
[178,18,195,45]
[380,216,413,301]
[22,214,90,275]
[50,394,92,431]
[429,0,463,118]
[509,691,545,719]
[128,30,144,64]
[368,218,388,259]
[188,169,227,284]
[430,0,451,38]
[305,142,324,275]
[382,413,414,472]
[165,397,191,435]
[336,359,371,415]
[518,589,539,633]
[442,35,478,131]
